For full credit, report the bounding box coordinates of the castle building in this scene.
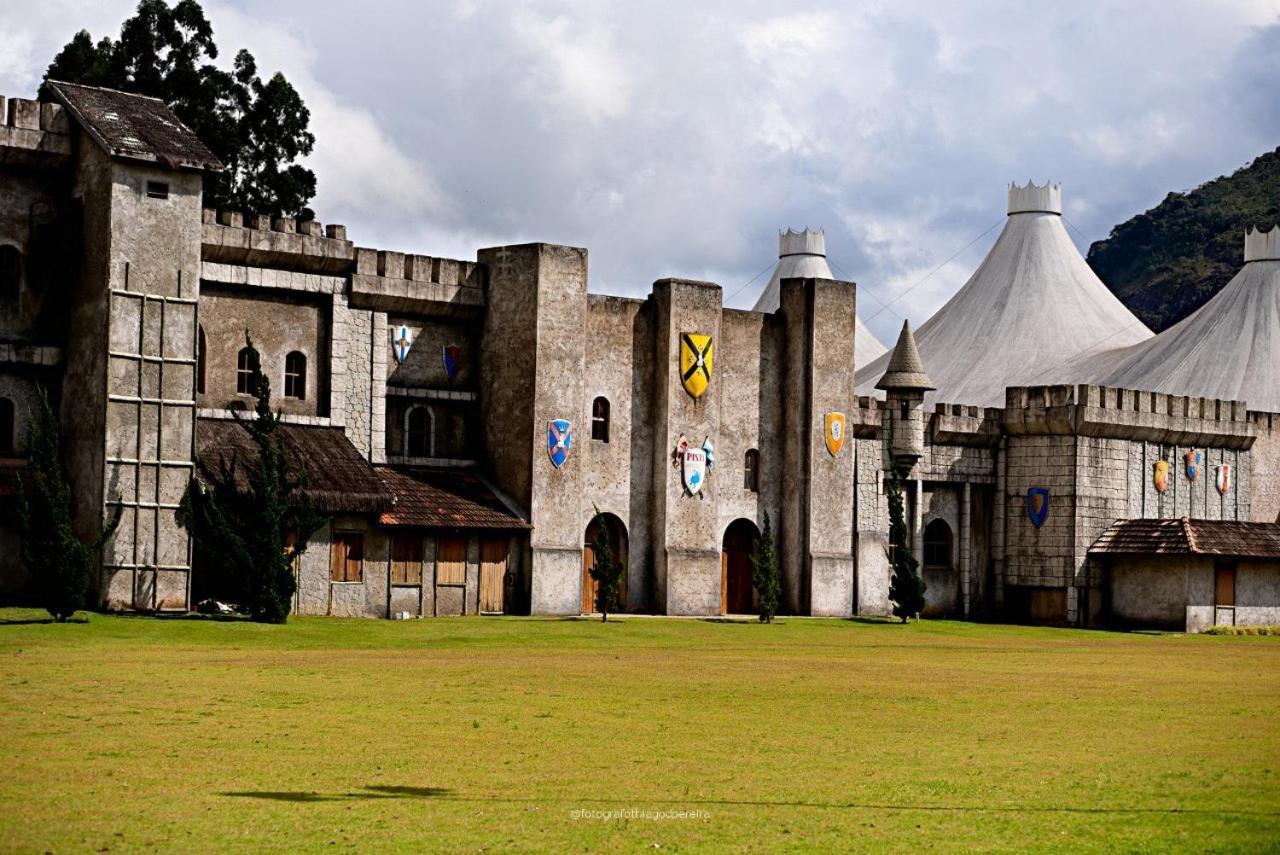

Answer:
[1,83,1278,630]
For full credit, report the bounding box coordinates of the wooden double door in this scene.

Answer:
[721,520,759,615]
[479,538,509,614]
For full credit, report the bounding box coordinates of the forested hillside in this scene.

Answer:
[1087,147,1280,331]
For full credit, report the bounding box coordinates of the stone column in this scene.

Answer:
[960,481,971,616]
[912,477,924,563]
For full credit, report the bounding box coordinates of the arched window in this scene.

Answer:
[196,326,207,395]
[591,396,610,442]
[923,519,953,569]
[284,351,307,400]
[236,347,254,395]
[743,449,759,492]
[0,397,14,455]
[0,245,20,302]
[405,405,434,457]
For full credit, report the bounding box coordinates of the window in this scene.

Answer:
[436,536,466,586]
[196,326,206,395]
[329,532,364,583]
[236,347,255,395]
[146,181,169,200]
[0,245,20,302]
[391,536,423,585]
[923,519,953,569]
[284,351,307,400]
[591,397,610,442]
[743,449,759,492]
[900,399,910,421]
[405,405,434,457]
[0,397,14,455]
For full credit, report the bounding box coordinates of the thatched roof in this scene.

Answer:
[46,81,222,172]
[376,467,529,530]
[1089,518,1280,559]
[196,418,392,514]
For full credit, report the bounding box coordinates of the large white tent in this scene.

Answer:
[854,182,1154,407]
[753,228,887,368]
[1068,226,1280,413]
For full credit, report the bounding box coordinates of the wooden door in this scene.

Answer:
[1215,563,1236,606]
[721,522,757,615]
[582,517,627,614]
[479,538,507,613]
[582,542,597,614]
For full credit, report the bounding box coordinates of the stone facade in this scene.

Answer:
[2,84,1279,629]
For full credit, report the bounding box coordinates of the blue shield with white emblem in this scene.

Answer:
[547,419,572,469]
[393,324,413,364]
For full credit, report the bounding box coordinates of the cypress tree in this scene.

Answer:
[588,507,623,622]
[886,473,926,622]
[178,333,324,623]
[751,512,780,623]
[16,387,121,621]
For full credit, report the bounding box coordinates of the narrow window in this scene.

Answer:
[900,399,910,421]
[743,448,759,492]
[196,326,206,395]
[146,181,169,200]
[0,397,14,455]
[405,405,434,457]
[0,245,20,302]
[591,396,610,442]
[391,536,424,585]
[284,351,307,400]
[236,347,255,395]
[329,532,364,583]
[436,536,467,586]
[923,519,953,569]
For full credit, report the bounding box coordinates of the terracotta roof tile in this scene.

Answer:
[1089,517,1280,559]
[376,467,529,530]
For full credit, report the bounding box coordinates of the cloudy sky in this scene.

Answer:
[2,1,1278,345]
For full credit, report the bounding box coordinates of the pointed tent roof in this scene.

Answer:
[876,321,935,391]
[1068,226,1280,412]
[752,228,887,368]
[855,182,1153,407]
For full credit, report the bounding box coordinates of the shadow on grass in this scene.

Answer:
[223,786,450,803]
[0,617,89,626]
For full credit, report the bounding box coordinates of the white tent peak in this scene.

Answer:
[1245,224,1280,262]
[752,227,887,368]
[1008,180,1062,215]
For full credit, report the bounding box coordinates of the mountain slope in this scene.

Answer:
[1087,146,1280,331]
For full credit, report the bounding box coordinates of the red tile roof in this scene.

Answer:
[1089,518,1280,559]
[376,467,529,530]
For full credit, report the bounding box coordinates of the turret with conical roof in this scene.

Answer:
[877,321,932,473]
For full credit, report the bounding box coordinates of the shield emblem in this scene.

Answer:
[547,419,572,469]
[1216,463,1231,495]
[443,344,462,382]
[393,324,413,364]
[679,333,714,399]
[1153,460,1170,494]
[824,412,846,457]
[1184,449,1201,481]
[682,446,707,495]
[1026,487,1049,528]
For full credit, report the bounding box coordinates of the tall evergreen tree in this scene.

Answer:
[751,512,780,623]
[588,508,623,622]
[43,0,316,217]
[16,387,121,621]
[886,473,926,623]
[178,333,324,623]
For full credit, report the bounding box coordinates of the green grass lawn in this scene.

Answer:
[1,610,1278,853]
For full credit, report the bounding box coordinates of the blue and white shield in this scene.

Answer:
[1184,449,1201,481]
[547,419,572,469]
[393,324,413,364]
[1026,487,1050,528]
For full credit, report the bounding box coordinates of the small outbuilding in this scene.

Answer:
[1088,518,1280,632]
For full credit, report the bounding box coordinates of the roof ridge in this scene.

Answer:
[45,79,166,104]
[1182,516,1198,554]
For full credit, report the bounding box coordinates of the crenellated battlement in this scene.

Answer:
[349,247,485,317]
[201,208,353,275]
[0,95,72,163]
[1244,225,1280,263]
[1007,180,1061,215]
[930,401,1004,446]
[1004,383,1255,448]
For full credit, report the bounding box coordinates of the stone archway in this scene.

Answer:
[721,518,760,615]
[583,513,628,614]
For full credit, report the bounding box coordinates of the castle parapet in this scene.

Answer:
[930,401,1004,446]
[0,95,72,165]
[848,396,883,438]
[201,208,353,274]
[1004,383,1255,449]
[350,247,485,317]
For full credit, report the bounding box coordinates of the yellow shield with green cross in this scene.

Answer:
[679,333,714,399]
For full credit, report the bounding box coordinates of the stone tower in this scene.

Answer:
[876,320,934,476]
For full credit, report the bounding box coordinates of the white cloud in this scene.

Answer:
[508,10,633,123]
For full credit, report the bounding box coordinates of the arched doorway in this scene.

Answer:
[721,518,760,615]
[583,513,628,614]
